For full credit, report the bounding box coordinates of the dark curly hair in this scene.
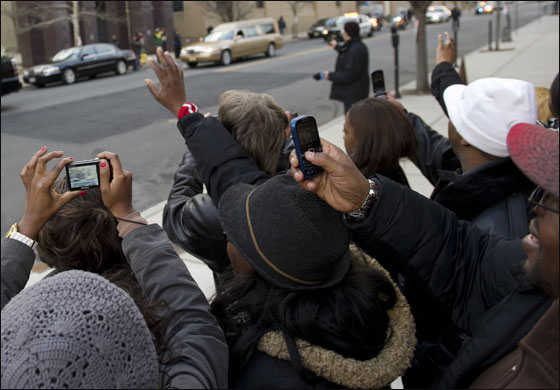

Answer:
[37,179,171,361]
[210,251,397,385]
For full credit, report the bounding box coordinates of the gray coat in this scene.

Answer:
[1,224,228,389]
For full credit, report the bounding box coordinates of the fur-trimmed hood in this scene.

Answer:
[257,246,416,389]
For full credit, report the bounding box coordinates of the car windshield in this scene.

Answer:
[313,18,330,27]
[335,16,356,26]
[204,30,234,42]
[52,47,80,62]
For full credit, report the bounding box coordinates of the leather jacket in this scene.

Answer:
[163,140,293,274]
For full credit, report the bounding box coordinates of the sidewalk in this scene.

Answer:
[27,15,559,302]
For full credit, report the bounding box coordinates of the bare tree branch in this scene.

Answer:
[204,1,253,23]
[285,1,306,38]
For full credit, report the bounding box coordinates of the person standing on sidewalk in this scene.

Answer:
[131,31,144,71]
[316,22,369,113]
[278,16,286,35]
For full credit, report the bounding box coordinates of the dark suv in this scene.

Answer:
[1,49,22,96]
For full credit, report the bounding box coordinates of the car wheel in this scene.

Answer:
[367,28,373,37]
[266,43,276,57]
[116,60,127,75]
[220,50,232,66]
[62,68,76,85]
[187,62,198,68]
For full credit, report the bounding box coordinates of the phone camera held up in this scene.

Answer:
[290,115,323,179]
[65,158,113,191]
[371,69,387,99]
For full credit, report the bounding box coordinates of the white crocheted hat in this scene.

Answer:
[1,270,159,389]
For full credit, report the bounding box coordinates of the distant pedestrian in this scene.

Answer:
[131,31,144,71]
[278,16,286,35]
[111,34,119,48]
[173,30,182,59]
[161,27,167,52]
[451,6,461,30]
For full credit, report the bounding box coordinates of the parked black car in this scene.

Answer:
[1,49,22,96]
[23,43,135,87]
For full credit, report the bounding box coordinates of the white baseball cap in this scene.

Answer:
[443,78,537,157]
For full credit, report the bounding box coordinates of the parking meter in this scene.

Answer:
[391,25,401,97]
[391,25,399,48]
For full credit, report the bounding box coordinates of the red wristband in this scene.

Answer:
[178,103,199,119]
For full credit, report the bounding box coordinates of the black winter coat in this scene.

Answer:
[409,112,535,239]
[177,113,551,389]
[328,37,369,106]
[400,62,535,387]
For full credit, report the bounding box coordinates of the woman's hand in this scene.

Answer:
[96,151,135,219]
[144,47,186,117]
[18,147,81,239]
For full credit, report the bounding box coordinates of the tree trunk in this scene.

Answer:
[72,1,80,46]
[411,1,431,93]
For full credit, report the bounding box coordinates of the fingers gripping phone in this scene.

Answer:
[290,115,323,179]
[371,70,387,99]
[65,158,112,191]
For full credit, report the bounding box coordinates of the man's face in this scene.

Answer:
[447,120,463,154]
[522,193,559,298]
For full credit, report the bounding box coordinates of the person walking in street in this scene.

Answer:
[131,31,144,71]
[278,16,286,35]
[451,6,461,30]
[173,29,182,59]
[315,21,369,113]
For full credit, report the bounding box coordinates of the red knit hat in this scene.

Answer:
[507,123,559,197]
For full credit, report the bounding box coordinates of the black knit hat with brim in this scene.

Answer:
[219,174,351,291]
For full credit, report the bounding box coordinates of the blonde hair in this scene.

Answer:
[535,87,553,124]
[218,90,288,175]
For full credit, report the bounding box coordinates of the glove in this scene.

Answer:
[312,72,321,81]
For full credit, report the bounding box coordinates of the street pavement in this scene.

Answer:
[27,13,559,307]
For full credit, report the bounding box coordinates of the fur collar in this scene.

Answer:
[257,247,416,389]
[435,158,534,220]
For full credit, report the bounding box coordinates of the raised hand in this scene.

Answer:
[96,151,135,219]
[18,147,80,239]
[436,31,456,65]
[144,47,186,117]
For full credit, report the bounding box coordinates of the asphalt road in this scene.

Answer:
[0,2,546,235]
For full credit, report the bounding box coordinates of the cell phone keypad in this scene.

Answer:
[301,148,323,178]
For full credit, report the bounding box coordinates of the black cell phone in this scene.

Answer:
[290,115,323,179]
[371,69,387,99]
[65,158,102,191]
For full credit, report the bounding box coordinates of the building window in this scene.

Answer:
[172,1,183,12]
[256,1,264,8]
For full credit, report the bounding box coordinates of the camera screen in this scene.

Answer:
[372,71,385,91]
[296,119,321,153]
[67,163,99,189]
